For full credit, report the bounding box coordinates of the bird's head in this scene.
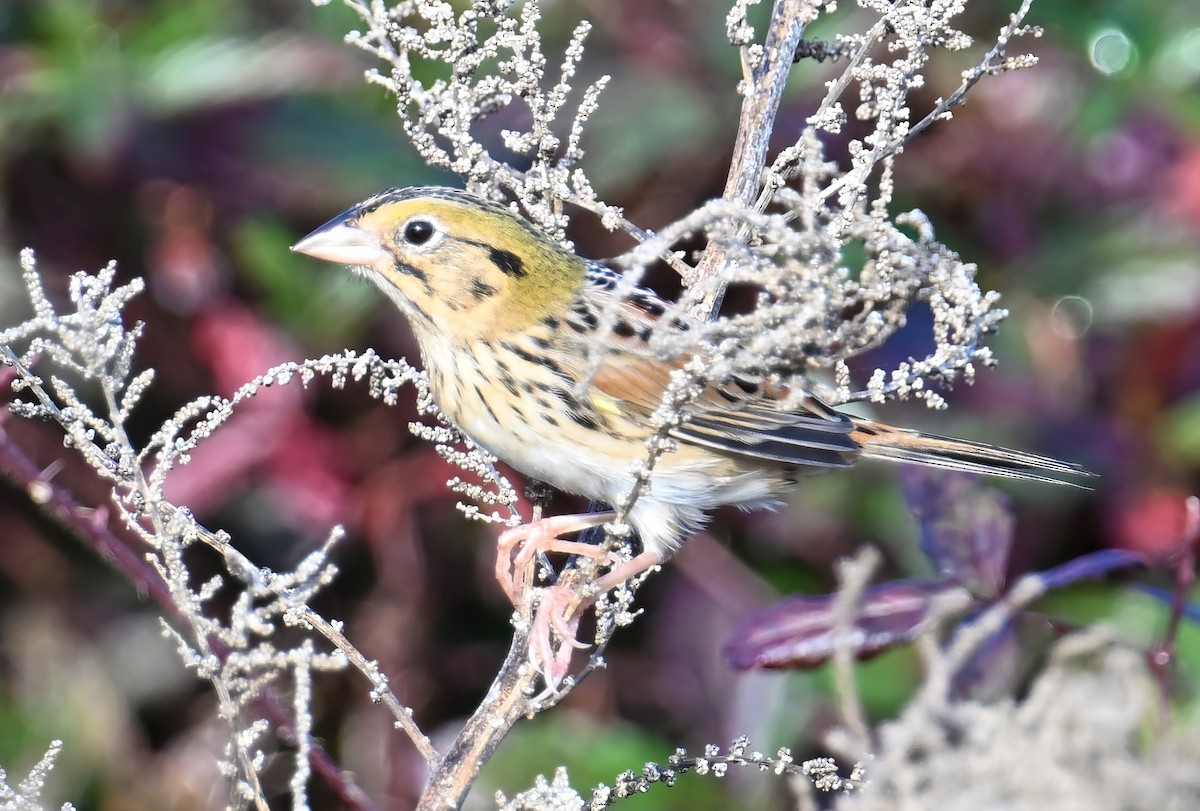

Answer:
[292,187,586,338]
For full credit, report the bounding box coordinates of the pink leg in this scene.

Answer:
[495,512,616,606]
[586,549,664,596]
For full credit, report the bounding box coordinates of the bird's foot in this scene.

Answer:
[495,511,616,606]
[527,548,666,692]
[530,584,594,693]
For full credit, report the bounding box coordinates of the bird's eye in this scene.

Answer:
[402,219,436,246]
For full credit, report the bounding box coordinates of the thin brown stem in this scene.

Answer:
[297,606,440,767]
[688,0,809,317]
[830,548,879,757]
[0,424,175,609]
[1149,495,1200,712]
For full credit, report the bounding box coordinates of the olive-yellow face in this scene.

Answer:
[292,187,586,339]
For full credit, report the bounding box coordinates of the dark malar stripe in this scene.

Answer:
[396,259,434,294]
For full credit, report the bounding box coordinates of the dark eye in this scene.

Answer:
[402,219,435,246]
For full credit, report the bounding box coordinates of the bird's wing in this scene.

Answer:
[575,266,1092,484]
[578,265,861,469]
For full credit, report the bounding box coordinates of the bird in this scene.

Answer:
[292,186,1091,679]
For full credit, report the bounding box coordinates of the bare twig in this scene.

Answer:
[919,574,1049,704]
[292,606,439,768]
[688,0,812,316]
[829,548,880,756]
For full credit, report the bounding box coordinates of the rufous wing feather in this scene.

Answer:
[580,268,1092,485]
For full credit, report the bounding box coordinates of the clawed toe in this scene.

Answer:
[529,584,596,691]
[494,512,616,608]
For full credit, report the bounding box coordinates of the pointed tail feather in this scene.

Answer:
[851,420,1095,487]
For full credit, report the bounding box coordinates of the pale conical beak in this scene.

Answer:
[291,212,390,266]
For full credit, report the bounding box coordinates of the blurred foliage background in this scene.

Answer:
[0,0,1198,808]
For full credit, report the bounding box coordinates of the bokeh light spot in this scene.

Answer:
[1050,295,1093,339]
[1089,28,1137,76]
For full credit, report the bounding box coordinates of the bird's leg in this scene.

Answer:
[531,548,664,690]
[498,515,665,690]
[495,512,617,605]
[585,549,665,596]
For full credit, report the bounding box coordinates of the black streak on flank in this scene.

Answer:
[474,384,501,423]
[502,340,575,386]
[568,406,599,430]
[499,371,520,397]
[489,248,526,278]
[537,380,604,430]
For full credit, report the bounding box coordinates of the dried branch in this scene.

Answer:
[290,606,439,767]
[688,0,815,316]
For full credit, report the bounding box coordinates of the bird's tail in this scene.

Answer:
[850,419,1094,486]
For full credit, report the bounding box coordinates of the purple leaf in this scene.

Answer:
[1034,548,1146,590]
[726,578,969,670]
[901,468,1013,597]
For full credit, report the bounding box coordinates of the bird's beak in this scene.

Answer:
[291,211,390,266]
